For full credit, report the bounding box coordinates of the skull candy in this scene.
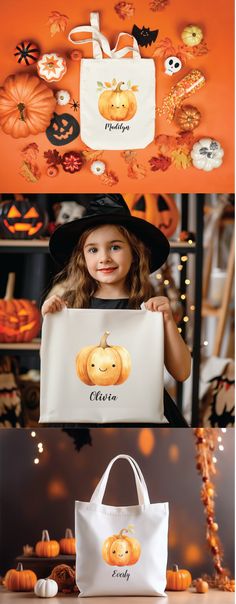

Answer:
[164,56,182,76]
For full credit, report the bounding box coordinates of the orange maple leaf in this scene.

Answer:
[152,37,176,59]
[47,11,68,37]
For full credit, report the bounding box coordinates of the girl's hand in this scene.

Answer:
[41,295,67,317]
[144,296,173,324]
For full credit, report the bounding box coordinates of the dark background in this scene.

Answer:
[0,427,234,577]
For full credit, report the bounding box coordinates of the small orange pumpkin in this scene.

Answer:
[124,193,179,238]
[195,578,209,593]
[5,563,37,592]
[166,564,192,591]
[98,82,137,122]
[176,105,201,131]
[59,528,76,555]
[0,72,56,138]
[76,331,131,386]
[102,526,141,566]
[35,530,60,558]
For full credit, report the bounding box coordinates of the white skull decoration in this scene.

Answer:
[164,56,182,76]
[54,201,85,225]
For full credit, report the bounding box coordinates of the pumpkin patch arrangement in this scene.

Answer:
[76,331,132,386]
[0,3,226,184]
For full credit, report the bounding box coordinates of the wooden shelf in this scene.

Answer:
[0,238,196,254]
[0,339,41,351]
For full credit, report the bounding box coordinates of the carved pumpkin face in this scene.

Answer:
[46,112,80,146]
[124,193,179,238]
[102,528,141,567]
[98,83,137,122]
[0,199,46,239]
[0,299,41,343]
[76,331,131,386]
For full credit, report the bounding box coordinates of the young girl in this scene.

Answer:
[43,194,191,387]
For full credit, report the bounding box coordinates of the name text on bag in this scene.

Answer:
[105,123,130,133]
[90,391,118,402]
[112,569,130,581]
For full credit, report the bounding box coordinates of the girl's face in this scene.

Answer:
[83,225,133,289]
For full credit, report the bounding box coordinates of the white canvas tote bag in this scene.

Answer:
[68,12,155,150]
[39,308,164,424]
[75,454,169,597]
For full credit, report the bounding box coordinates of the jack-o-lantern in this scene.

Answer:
[98,82,137,122]
[0,196,47,239]
[0,273,41,343]
[124,193,179,238]
[102,526,141,566]
[76,331,131,386]
[59,528,76,554]
[46,112,80,146]
[35,530,60,558]
[5,563,37,592]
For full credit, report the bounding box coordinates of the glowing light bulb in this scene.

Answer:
[217,436,222,442]
[181,255,188,262]
[219,445,224,452]
[221,428,227,433]
[31,431,36,438]
[34,458,39,464]
[178,327,182,333]
[204,340,208,346]
[178,264,183,271]
[164,279,169,285]
[181,294,186,300]
[183,316,189,322]
[190,305,195,311]
[185,279,191,285]
[213,457,217,463]
[156,273,162,280]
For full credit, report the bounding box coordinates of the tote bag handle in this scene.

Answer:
[68,11,141,60]
[90,454,150,506]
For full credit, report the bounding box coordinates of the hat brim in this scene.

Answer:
[49,214,170,273]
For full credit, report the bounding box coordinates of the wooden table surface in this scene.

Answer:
[0,589,234,603]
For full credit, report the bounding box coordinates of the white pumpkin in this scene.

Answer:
[34,578,58,598]
[191,138,224,172]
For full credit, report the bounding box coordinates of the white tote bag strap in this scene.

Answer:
[90,454,150,506]
[68,12,141,60]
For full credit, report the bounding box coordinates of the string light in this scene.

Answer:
[177,264,183,271]
[156,273,162,280]
[188,239,193,245]
[181,255,188,262]
[221,429,227,433]
[204,340,208,346]
[219,445,224,452]
[217,437,222,443]
[31,431,36,438]
[34,458,39,465]
[190,305,195,311]
[164,279,169,285]
[185,279,191,285]
[178,327,182,333]
[181,294,186,300]
[183,316,189,323]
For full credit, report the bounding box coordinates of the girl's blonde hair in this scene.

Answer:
[52,224,155,309]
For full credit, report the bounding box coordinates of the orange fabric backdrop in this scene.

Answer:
[0,0,234,193]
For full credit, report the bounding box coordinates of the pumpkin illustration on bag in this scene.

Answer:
[102,526,141,566]
[76,331,131,386]
[98,81,137,122]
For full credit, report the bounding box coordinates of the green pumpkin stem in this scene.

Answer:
[99,331,110,349]
[115,82,125,92]
[17,102,26,121]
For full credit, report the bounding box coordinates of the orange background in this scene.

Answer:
[0,0,234,193]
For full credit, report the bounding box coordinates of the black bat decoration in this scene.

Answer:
[132,24,159,48]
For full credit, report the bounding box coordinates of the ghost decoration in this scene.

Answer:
[164,56,182,76]
[54,201,85,225]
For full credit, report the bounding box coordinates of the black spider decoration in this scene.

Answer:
[69,99,80,112]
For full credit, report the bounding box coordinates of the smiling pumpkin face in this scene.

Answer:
[76,331,131,386]
[0,198,46,239]
[102,527,141,567]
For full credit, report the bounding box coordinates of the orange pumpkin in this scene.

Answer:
[5,563,37,592]
[166,564,192,591]
[35,530,60,558]
[0,72,56,138]
[0,273,41,343]
[76,331,131,386]
[195,578,209,593]
[59,528,76,555]
[124,193,179,238]
[98,82,137,122]
[102,526,141,566]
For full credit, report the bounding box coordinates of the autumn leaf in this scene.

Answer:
[47,11,69,37]
[131,85,139,91]
[171,149,192,169]
[44,149,62,166]
[21,143,39,163]
[114,1,135,20]
[112,78,117,87]
[121,150,137,163]
[82,149,104,162]
[152,37,176,59]
[149,155,171,171]
[127,161,147,179]
[155,134,177,155]
[20,161,41,183]
[100,170,119,186]
[97,81,103,87]
[105,82,112,87]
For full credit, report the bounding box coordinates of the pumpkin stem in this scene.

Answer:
[119,525,134,537]
[17,102,26,121]
[16,563,24,572]
[172,564,179,572]
[65,528,73,539]
[115,82,125,92]
[42,529,50,542]
[99,331,110,349]
[5,273,15,300]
